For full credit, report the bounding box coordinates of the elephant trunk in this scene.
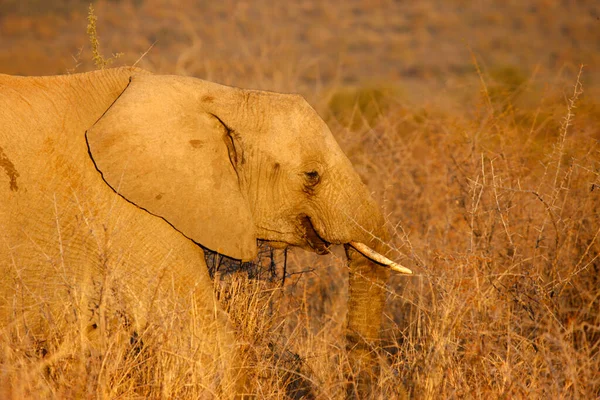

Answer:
[344,227,405,397]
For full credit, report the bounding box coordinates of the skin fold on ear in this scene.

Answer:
[86,74,257,261]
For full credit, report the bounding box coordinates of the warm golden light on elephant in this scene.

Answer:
[0,68,409,398]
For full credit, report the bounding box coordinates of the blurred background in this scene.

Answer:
[1,0,597,96]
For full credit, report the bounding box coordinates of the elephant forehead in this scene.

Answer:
[259,132,326,168]
[265,113,340,160]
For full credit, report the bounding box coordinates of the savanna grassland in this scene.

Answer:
[1,0,599,398]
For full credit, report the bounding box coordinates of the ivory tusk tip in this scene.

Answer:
[388,262,413,275]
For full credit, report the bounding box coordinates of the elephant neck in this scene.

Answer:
[69,68,145,128]
[6,68,138,136]
[0,68,140,194]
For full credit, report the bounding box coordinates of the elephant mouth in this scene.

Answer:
[298,215,331,255]
[296,215,413,274]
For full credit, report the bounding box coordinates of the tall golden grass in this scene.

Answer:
[1,1,599,398]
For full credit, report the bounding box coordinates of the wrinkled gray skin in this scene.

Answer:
[0,68,395,397]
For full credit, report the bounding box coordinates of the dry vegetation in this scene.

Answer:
[1,0,599,398]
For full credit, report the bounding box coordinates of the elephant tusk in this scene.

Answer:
[349,241,413,275]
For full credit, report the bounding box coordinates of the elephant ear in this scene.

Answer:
[86,74,257,261]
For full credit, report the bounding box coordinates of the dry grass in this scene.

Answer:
[1,0,599,398]
[369,65,599,399]
[310,61,599,398]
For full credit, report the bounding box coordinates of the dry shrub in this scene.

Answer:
[331,65,599,398]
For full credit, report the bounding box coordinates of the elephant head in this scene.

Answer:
[86,74,411,391]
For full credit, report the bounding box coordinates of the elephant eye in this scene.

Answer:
[304,170,320,186]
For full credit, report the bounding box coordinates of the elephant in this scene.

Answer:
[0,67,411,397]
